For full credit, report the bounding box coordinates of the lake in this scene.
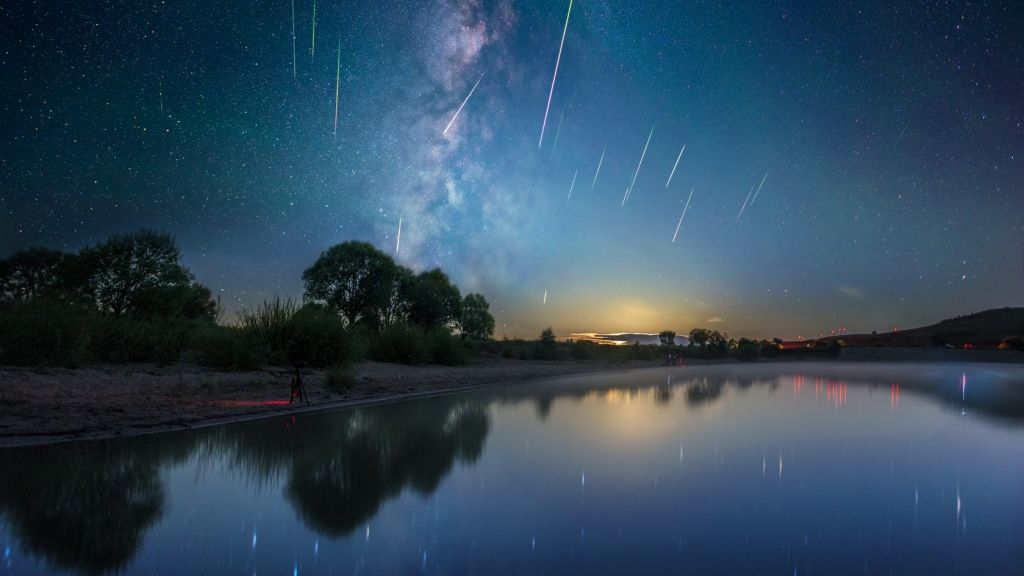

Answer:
[1,362,1022,575]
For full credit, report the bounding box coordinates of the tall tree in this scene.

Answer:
[302,241,399,329]
[407,268,462,330]
[658,330,676,346]
[459,293,495,339]
[77,230,204,317]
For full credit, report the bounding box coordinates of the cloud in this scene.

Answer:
[706,317,724,323]
[837,285,865,300]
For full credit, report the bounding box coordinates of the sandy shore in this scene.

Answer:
[0,358,655,446]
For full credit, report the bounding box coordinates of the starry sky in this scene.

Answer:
[2,1,1022,339]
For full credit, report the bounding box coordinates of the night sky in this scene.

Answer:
[2,1,1022,339]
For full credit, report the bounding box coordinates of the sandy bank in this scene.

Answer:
[0,358,655,447]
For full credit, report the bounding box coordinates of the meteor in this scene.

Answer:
[442,73,484,136]
[749,171,769,206]
[543,290,548,305]
[665,144,685,188]
[591,145,606,192]
[395,215,402,255]
[672,186,695,243]
[736,182,756,220]
[538,0,573,148]
[551,99,568,155]
[567,169,578,201]
[310,0,317,57]
[622,125,654,206]
[291,0,296,77]
[333,39,341,138]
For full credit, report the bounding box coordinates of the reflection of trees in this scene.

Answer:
[281,401,490,537]
[685,376,726,406]
[0,398,490,574]
[0,435,194,575]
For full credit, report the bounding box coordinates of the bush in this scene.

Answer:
[0,302,89,366]
[192,325,265,370]
[285,305,361,368]
[237,297,298,364]
[424,328,469,365]
[368,324,430,364]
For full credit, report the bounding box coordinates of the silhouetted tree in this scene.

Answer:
[459,293,495,340]
[407,268,461,330]
[0,247,66,302]
[76,229,212,318]
[659,330,677,345]
[302,241,400,329]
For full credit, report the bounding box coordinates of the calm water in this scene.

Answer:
[1,362,1023,575]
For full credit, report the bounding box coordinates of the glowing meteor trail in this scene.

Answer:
[591,145,606,192]
[567,170,578,201]
[538,0,573,148]
[895,122,910,145]
[543,290,548,304]
[291,0,296,77]
[551,100,567,155]
[665,144,685,187]
[736,182,756,220]
[310,0,317,57]
[672,186,695,243]
[749,171,769,206]
[333,40,341,138]
[622,125,654,206]
[442,73,484,136]
[395,215,402,256]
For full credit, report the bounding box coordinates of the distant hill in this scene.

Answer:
[819,307,1024,350]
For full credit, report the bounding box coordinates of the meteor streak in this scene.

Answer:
[591,145,606,192]
[538,0,573,148]
[291,0,296,77]
[665,144,685,187]
[333,39,341,138]
[622,125,654,206]
[551,99,567,155]
[442,73,484,136]
[749,171,769,206]
[567,170,578,201]
[895,122,910,145]
[543,290,548,304]
[672,186,695,243]
[395,215,402,255]
[736,182,756,220]
[310,0,317,57]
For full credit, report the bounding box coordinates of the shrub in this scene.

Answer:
[0,301,89,365]
[192,325,265,370]
[237,297,298,364]
[368,324,430,364]
[424,328,469,365]
[285,305,361,368]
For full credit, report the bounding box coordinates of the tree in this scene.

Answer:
[302,241,399,329]
[407,268,461,331]
[0,247,67,302]
[459,293,495,340]
[688,328,711,348]
[460,292,494,339]
[658,330,676,346]
[77,230,209,317]
[540,327,556,343]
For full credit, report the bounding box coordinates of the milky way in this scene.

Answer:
[1,1,1022,338]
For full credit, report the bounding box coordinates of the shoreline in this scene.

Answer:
[0,358,658,448]
[2,349,1021,448]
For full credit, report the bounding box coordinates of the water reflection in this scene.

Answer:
[0,399,490,573]
[0,362,1022,574]
[0,435,194,574]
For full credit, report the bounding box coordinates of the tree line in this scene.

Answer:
[0,230,495,367]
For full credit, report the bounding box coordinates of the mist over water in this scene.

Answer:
[1,362,1022,575]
